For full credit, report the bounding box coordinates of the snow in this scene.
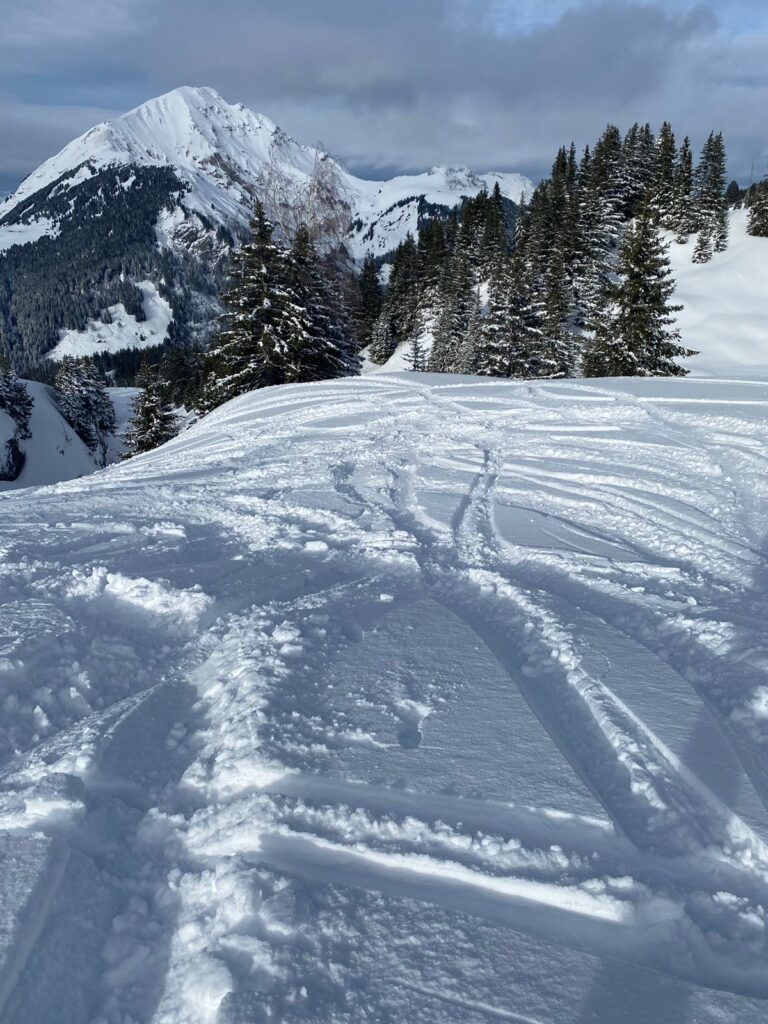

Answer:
[347,166,533,260]
[670,209,768,379]
[2,372,768,1021]
[0,382,98,490]
[0,383,135,491]
[47,282,173,361]
[0,217,59,253]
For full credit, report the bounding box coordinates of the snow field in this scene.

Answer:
[48,282,174,362]
[2,373,768,1020]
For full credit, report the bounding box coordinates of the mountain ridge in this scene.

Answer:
[0,85,532,258]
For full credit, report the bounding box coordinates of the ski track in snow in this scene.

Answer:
[2,372,768,1022]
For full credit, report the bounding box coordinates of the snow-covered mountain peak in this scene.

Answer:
[0,86,318,227]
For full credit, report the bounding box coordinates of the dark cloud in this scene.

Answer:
[1,0,767,191]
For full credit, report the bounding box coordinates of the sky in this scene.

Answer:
[1,0,768,195]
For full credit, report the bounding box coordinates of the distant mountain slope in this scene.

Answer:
[0,87,532,369]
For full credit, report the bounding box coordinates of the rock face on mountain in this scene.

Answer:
[0,87,531,369]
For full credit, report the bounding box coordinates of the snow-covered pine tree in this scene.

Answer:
[0,361,33,439]
[368,310,399,365]
[123,361,179,457]
[287,225,361,382]
[479,182,508,273]
[455,288,483,375]
[159,345,203,410]
[672,136,696,243]
[622,122,656,219]
[384,233,421,349]
[747,179,768,237]
[539,249,576,378]
[54,356,116,465]
[477,256,513,377]
[356,252,383,348]
[404,330,429,372]
[651,122,677,229]
[693,132,728,262]
[590,125,629,248]
[582,206,695,377]
[200,202,304,411]
[428,252,473,373]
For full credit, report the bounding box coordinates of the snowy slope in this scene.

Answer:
[2,373,768,1021]
[670,209,768,379]
[0,382,98,490]
[0,86,532,262]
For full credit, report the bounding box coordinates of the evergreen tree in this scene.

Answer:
[429,252,473,372]
[476,252,543,379]
[368,310,399,365]
[693,132,728,262]
[539,250,575,378]
[159,345,203,409]
[652,122,677,229]
[405,331,429,372]
[0,361,34,439]
[356,252,383,348]
[582,207,695,377]
[54,356,116,465]
[747,180,768,237]
[672,137,696,242]
[479,182,509,272]
[455,288,483,375]
[200,202,305,411]
[123,361,179,457]
[725,180,744,206]
[287,225,361,382]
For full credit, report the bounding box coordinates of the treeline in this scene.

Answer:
[367,124,736,379]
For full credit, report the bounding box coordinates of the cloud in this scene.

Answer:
[1,0,766,188]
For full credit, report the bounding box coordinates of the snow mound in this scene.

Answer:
[2,373,768,1021]
[47,282,173,361]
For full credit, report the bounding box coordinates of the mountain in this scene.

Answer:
[2,372,768,1022]
[0,87,532,369]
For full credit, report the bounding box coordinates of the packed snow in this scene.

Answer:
[2,372,768,1021]
[47,282,174,362]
